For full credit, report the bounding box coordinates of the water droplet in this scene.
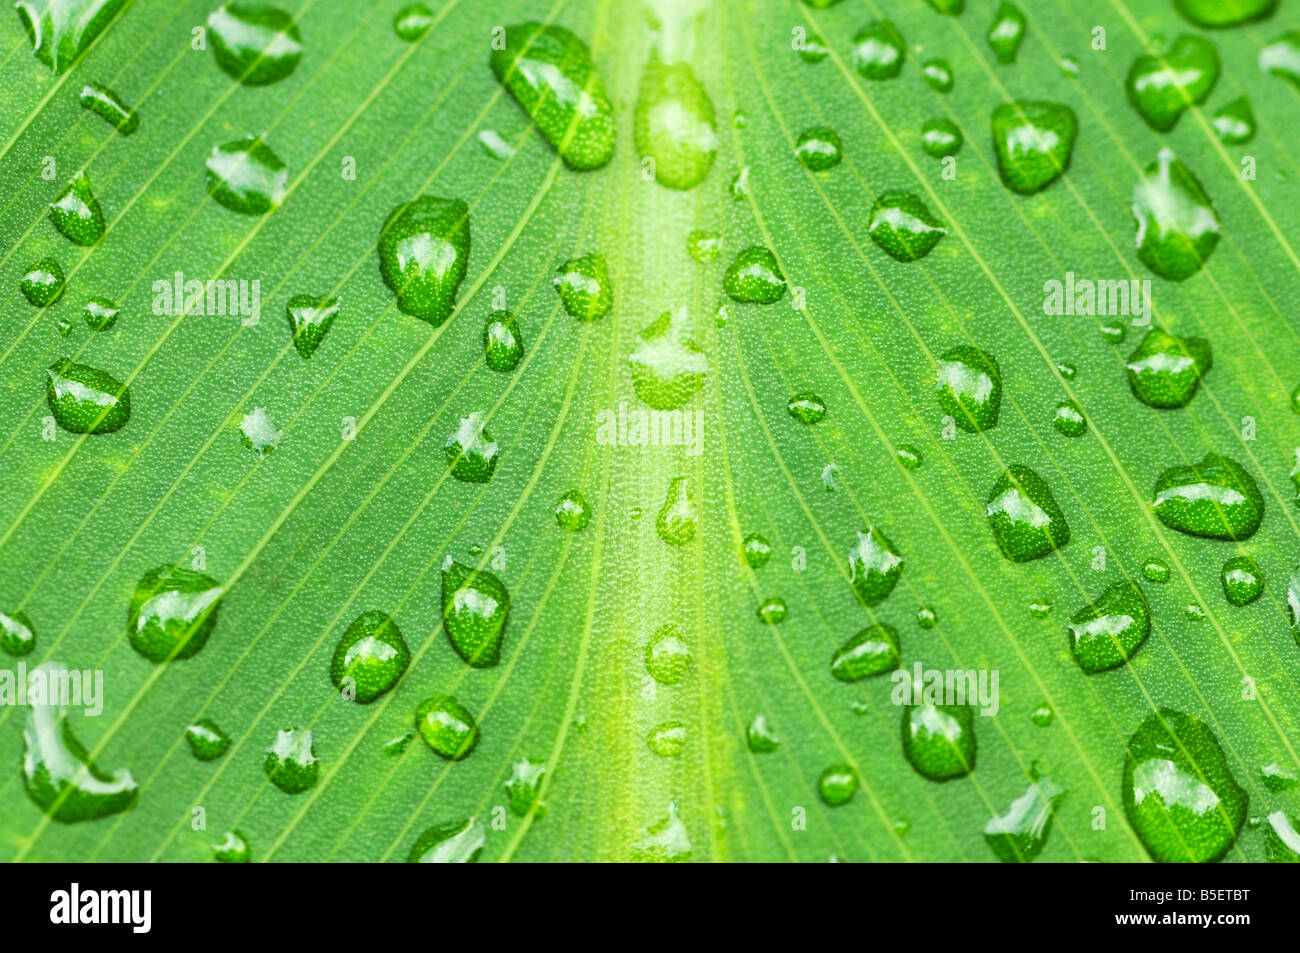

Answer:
[897,444,923,470]
[656,477,698,546]
[1100,321,1127,344]
[213,830,251,862]
[1177,0,1276,28]
[554,489,591,531]
[868,190,946,261]
[935,345,1001,432]
[629,306,706,409]
[553,254,613,321]
[50,173,105,245]
[1,610,36,656]
[1057,362,1077,380]
[645,624,693,684]
[986,465,1071,561]
[237,406,280,455]
[635,53,717,190]
[987,2,1027,64]
[393,2,434,41]
[729,165,751,200]
[1052,400,1087,437]
[822,463,840,491]
[1123,708,1246,863]
[1261,761,1299,792]
[408,817,485,862]
[991,101,1078,195]
[1125,35,1219,132]
[505,758,546,816]
[264,727,318,794]
[82,297,118,332]
[79,83,138,135]
[902,701,977,781]
[794,125,843,171]
[922,58,954,92]
[1126,328,1213,409]
[206,136,287,216]
[1028,601,1053,618]
[787,392,827,424]
[1060,55,1080,78]
[1142,559,1171,582]
[1221,555,1263,606]
[1264,810,1300,862]
[441,558,509,667]
[686,229,722,262]
[831,624,901,681]
[851,21,906,80]
[127,564,222,663]
[984,768,1065,862]
[746,714,780,753]
[381,732,414,756]
[208,2,302,86]
[22,661,138,821]
[490,23,615,171]
[818,765,859,806]
[477,129,515,160]
[848,527,903,607]
[1153,453,1263,540]
[17,0,128,74]
[185,718,230,761]
[920,118,962,158]
[482,311,523,372]
[757,596,788,624]
[1068,581,1151,673]
[1212,96,1256,144]
[1185,602,1206,622]
[285,294,338,359]
[378,195,469,325]
[648,721,686,757]
[1261,31,1300,87]
[46,358,131,437]
[798,32,829,64]
[55,314,72,336]
[632,802,692,862]
[724,245,786,303]
[924,0,965,14]
[444,411,499,483]
[415,695,479,760]
[330,610,409,702]
[742,533,772,568]
[916,606,937,628]
[1031,704,1054,726]
[1132,149,1220,281]
[21,257,64,307]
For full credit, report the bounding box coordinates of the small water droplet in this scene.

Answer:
[848,527,903,607]
[1261,761,1300,792]
[1153,453,1263,540]
[554,490,591,531]
[415,695,479,760]
[868,190,946,261]
[632,802,692,862]
[1031,704,1054,726]
[1177,0,1275,28]
[378,195,470,324]
[757,596,788,624]
[553,254,612,321]
[1059,55,1079,78]
[787,392,827,424]
[408,817,485,862]
[984,768,1065,862]
[987,2,1027,64]
[1221,555,1264,606]
[491,23,615,170]
[83,297,119,332]
[1052,400,1087,436]
[285,294,339,359]
[798,32,829,64]
[185,718,230,761]
[852,21,906,80]
[128,564,223,662]
[21,257,64,307]
[1212,96,1256,144]
[208,3,303,86]
[1100,321,1127,344]
[483,311,523,372]
[46,358,131,435]
[742,533,772,569]
[902,701,977,781]
[0,610,36,656]
[729,165,751,199]
[442,558,509,667]
[935,346,1001,432]
[686,229,722,262]
[922,58,954,92]
[505,758,547,816]
[920,118,962,158]
[831,624,900,681]
[1028,601,1053,618]
[445,411,499,483]
[724,245,786,303]
[656,477,698,546]
[1132,149,1220,281]
[648,721,686,757]
[629,307,706,409]
[1068,581,1151,673]
[330,610,410,702]
[1264,810,1300,862]
[1261,31,1300,88]
[1142,558,1171,583]
[1126,35,1219,132]
[746,714,780,753]
[818,765,859,806]
[476,129,515,160]
[79,83,138,135]
[646,624,693,684]
[986,465,1071,561]
[393,2,435,41]
[50,173,105,245]
[992,101,1078,194]
[916,607,937,628]
[238,406,281,455]
[897,444,923,470]
[795,125,843,171]
[206,136,287,215]
[264,727,318,794]
[1126,328,1213,409]
[213,830,251,862]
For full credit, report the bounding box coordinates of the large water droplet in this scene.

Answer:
[208,2,302,86]
[23,662,139,822]
[935,345,1001,431]
[264,727,318,794]
[1132,149,1219,281]
[127,564,223,662]
[991,101,1078,195]
[50,173,105,245]
[635,53,717,190]
[1068,581,1151,673]
[1123,708,1247,863]
[629,307,706,409]
[79,83,137,135]
[1153,453,1263,540]
[851,21,906,80]
[902,701,977,781]
[444,411,499,483]
[378,195,469,325]
[1125,327,1212,409]
[330,610,409,702]
[553,254,612,321]
[285,294,339,359]
[16,0,129,74]
[442,558,509,668]
[46,357,131,435]
[490,23,615,171]
[986,465,1071,561]
[408,817,485,862]
[848,527,903,607]
[206,137,287,216]
[831,624,900,681]
[415,695,479,760]
[987,2,1027,64]
[1125,35,1218,131]
[983,768,1065,862]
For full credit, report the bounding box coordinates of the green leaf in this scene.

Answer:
[1,0,1299,864]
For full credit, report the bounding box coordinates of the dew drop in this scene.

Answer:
[441,558,509,667]
[902,701,976,781]
[208,2,303,86]
[848,527,903,607]
[1152,453,1263,540]
[1176,0,1276,28]
[729,166,751,200]
[1261,761,1299,792]
[984,768,1065,862]
[746,714,779,753]
[213,830,251,862]
[1264,811,1300,862]
[629,307,706,409]
[1212,96,1256,145]
[393,2,435,41]
[79,83,138,135]
[83,297,119,332]
[656,477,698,546]
[1052,400,1087,436]
[831,624,901,681]
[787,392,827,424]
[128,564,223,662]
[991,101,1078,195]
[1132,149,1220,281]
[444,411,499,483]
[185,718,230,761]
[985,465,1071,561]
[378,195,470,325]
[742,533,772,569]
[632,802,692,862]
[46,358,129,434]
[1260,31,1300,88]
[1125,35,1218,131]
[505,758,547,816]
[935,345,1001,432]
[686,229,722,262]
[724,245,786,303]
[476,129,515,160]
[483,311,523,372]
[17,0,127,74]
[897,444,923,470]
[554,489,591,531]
[237,406,281,455]
[798,32,829,64]
[1031,704,1054,726]
[21,257,64,307]
[916,606,937,628]
[794,125,843,171]
[1221,555,1263,606]
[415,695,479,760]
[869,190,946,261]
[634,53,717,190]
[285,294,339,359]
[1142,559,1171,583]
[206,137,287,215]
[757,596,788,624]
[920,118,962,158]
[1,610,36,656]
[553,254,612,321]
[646,624,693,684]
[922,58,954,92]
[987,2,1027,64]
[851,21,906,80]
[648,721,686,757]
[50,173,105,245]
[1125,327,1212,409]
[408,817,485,862]
[330,610,410,702]
[818,765,859,806]
[1068,581,1151,673]
[263,727,318,794]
